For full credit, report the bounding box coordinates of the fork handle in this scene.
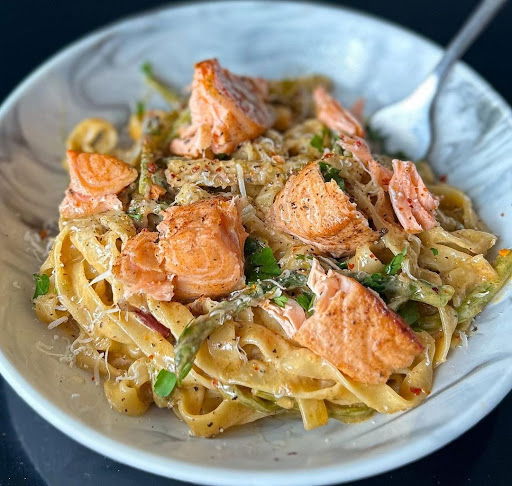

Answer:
[433,0,507,82]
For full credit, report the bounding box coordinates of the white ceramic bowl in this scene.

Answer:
[1,2,512,485]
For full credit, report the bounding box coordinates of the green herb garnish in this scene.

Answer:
[272,295,289,308]
[430,247,439,256]
[153,369,177,397]
[244,238,281,282]
[310,127,333,152]
[361,273,388,294]
[33,273,50,299]
[310,133,324,152]
[384,248,407,276]
[337,259,349,270]
[215,153,229,160]
[398,301,420,326]
[127,207,143,222]
[296,292,314,314]
[318,162,346,191]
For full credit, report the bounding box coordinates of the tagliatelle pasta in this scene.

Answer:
[33,59,512,437]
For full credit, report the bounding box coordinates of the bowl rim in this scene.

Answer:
[1,1,512,485]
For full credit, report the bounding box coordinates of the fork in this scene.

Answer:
[369,0,507,161]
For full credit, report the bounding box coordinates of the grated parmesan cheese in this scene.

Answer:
[88,269,112,287]
[47,315,69,330]
[235,163,247,197]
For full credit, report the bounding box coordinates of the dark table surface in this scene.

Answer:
[1,1,512,485]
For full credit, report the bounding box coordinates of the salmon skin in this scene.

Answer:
[313,86,365,138]
[293,260,423,384]
[389,160,439,233]
[269,161,377,257]
[157,197,247,300]
[171,59,274,158]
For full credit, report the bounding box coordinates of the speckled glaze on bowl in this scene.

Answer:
[1,2,512,485]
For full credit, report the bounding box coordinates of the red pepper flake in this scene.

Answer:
[432,287,439,293]
[148,354,154,360]
[439,174,448,183]
[211,379,219,387]
[38,229,48,240]
[410,387,422,396]
[147,163,157,173]
[348,263,355,270]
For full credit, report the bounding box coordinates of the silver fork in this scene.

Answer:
[369,0,507,161]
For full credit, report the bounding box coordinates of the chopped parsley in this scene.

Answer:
[296,292,314,314]
[362,249,406,294]
[384,248,407,276]
[153,369,177,397]
[127,207,143,222]
[244,238,281,282]
[318,162,346,191]
[337,259,349,270]
[361,273,388,294]
[310,127,334,152]
[398,301,420,326]
[430,247,439,256]
[215,153,229,160]
[272,295,289,308]
[310,133,324,152]
[32,273,50,299]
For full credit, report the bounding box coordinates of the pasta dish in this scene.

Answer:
[33,59,512,437]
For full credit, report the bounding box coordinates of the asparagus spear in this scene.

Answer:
[141,62,182,107]
[138,112,177,197]
[457,249,512,322]
[174,271,307,381]
[217,384,283,414]
[225,385,374,423]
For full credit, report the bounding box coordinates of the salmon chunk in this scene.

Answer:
[269,162,377,257]
[157,197,247,300]
[294,261,423,384]
[388,160,439,233]
[260,298,306,338]
[337,134,393,188]
[313,86,365,138]
[113,230,174,301]
[59,189,122,219]
[171,59,274,157]
[67,150,137,197]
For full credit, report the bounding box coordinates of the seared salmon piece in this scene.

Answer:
[313,86,365,138]
[67,150,137,197]
[59,189,122,219]
[269,162,377,257]
[389,160,439,233]
[171,59,274,157]
[157,197,247,300]
[337,134,393,188]
[294,260,423,384]
[113,230,174,301]
[260,298,306,338]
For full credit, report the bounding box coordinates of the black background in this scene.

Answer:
[1,1,511,485]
